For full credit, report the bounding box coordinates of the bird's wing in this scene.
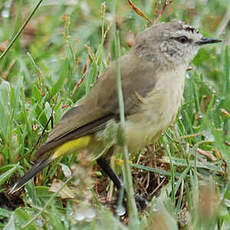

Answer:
[35,105,114,158]
[34,53,157,158]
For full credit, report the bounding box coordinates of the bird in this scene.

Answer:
[9,21,221,194]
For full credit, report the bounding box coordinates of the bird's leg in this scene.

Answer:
[96,157,147,211]
[96,157,123,190]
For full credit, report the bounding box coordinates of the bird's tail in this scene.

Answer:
[9,136,93,194]
[9,158,51,194]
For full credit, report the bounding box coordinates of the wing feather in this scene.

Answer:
[34,53,157,159]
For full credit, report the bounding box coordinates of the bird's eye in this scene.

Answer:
[176,36,189,43]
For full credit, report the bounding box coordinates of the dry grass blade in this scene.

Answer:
[77,57,90,89]
[71,57,90,97]
[197,148,217,161]
[156,0,173,22]
[128,0,152,24]
[221,108,230,118]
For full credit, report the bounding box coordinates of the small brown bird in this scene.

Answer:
[10,21,221,194]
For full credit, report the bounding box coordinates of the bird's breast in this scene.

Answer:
[125,67,186,153]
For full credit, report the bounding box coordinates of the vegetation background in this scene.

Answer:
[0,0,229,229]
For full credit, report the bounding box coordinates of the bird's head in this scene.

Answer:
[133,21,221,69]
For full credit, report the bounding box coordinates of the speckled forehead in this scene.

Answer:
[170,24,203,39]
[182,24,199,33]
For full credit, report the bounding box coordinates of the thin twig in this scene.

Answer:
[156,0,172,23]
[30,113,53,156]
[0,0,44,60]
[71,57,90,98]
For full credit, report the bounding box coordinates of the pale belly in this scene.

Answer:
[125,71,185,153]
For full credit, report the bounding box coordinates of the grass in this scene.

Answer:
[0,0,230,229]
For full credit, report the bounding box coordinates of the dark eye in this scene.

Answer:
[176,36,189,43]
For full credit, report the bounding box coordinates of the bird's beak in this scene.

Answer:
[196,37,222,46]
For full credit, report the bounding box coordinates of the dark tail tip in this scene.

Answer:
[9,158,50,194]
